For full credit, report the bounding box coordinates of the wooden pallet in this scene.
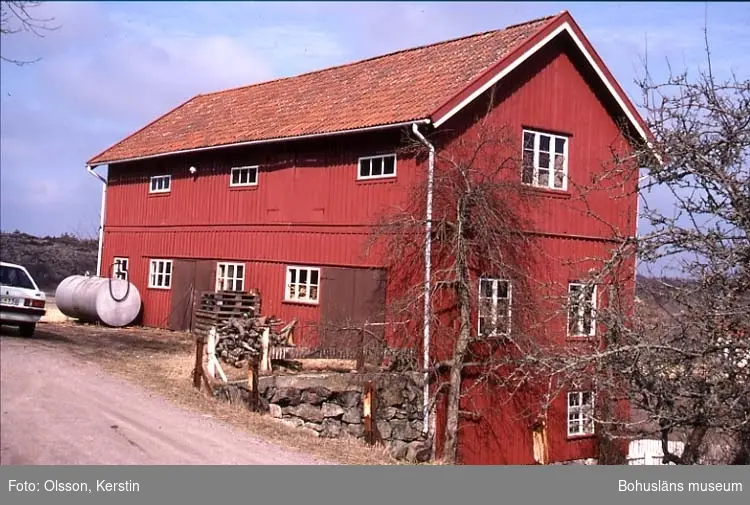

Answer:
[193,290,262,337]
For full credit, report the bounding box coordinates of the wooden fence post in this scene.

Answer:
[207,327,216,379]
[248,358,260,412]
[363,380,381,446]
[260,327,271,373]
[192,337,203,389]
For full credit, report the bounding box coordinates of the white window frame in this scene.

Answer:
[478,278,512,337]
[568,282,597,337]
[357,154,397,180]
[149,175,171,193]
[216,262,245,292]
[285,265,320,304]
[148,259,173,289]
[113,257,129,281]
[230,166,259,187]
[522,129,569,191]
[567,391,595,437]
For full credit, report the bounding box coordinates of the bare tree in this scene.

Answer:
[1,1,57,65]
[372,102,553,463]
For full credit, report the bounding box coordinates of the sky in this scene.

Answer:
[1,1,748,242]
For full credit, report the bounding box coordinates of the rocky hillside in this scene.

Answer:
[0,231,97,290]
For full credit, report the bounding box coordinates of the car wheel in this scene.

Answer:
[19,323,36,337]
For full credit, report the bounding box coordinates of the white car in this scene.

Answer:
[0,261,46,337]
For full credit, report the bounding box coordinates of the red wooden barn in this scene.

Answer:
[87,11,649,464]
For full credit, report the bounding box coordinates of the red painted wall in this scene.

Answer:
[100,36,638,464]
[102,130,418,330]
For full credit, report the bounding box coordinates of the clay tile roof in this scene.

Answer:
[88,14,558,165]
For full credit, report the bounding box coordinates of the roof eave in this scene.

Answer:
[87,118,432,166]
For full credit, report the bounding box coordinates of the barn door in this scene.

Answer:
[169,259,216,331]
[319,267,387,354]
[169,260,196,331]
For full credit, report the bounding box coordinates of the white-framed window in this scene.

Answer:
[216,262,245,292]
[285,266,320,303]
[148,259,172,289]
[568,282,597,337]
[113,257,129,281]
[478,278,512,336]
[358,154,396,180]
[230,166,259,187]
[567,391,595,436]
[149,175,171,193]
[522,129,568,190]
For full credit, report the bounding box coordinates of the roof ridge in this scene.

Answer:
[197,13,558,99]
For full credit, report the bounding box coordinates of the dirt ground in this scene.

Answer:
[0,322,394,465]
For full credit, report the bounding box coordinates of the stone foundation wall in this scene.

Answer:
[213,371,430,462]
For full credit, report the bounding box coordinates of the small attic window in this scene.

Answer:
[149,175,171,193]
[358,154,396,180]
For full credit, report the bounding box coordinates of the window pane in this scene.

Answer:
[569,394,579,407]
[479,298,493,318]
[480,279,493,298]
[522,150,534,184]
[497,281,509,299]
[311,270,319,285]
[165,262,171,274]
[289,269,297,284]
[538,152,550,169]
[298,285,307,298]
[538,169,549,187]
[554,154,565,171]
[237,265,244,279]
[582,392,592,405]
[359,159,370,177]
[248,167,258,184]
[539,135,551,152]
[478,316,489,335]
[371,158,383,176]
[237,279,244,291]
[309,286,318,300]
[523,132,534,150]
[383,156,395,175]
[232,170,240,184]
[554,171,565,189]
[288,284,296,298]
[555,137,566,154]
[164,177,170,189]
[496,301,509,331]
[299,269,308,284]
[583,309,593,335]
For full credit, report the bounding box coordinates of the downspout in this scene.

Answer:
[87,165,107,277]
[412,123,435,435]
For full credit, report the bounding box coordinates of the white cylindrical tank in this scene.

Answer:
[55,275,142,327]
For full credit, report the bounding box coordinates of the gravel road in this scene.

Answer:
[0,333,330,465]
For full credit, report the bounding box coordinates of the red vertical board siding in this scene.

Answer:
[100,38,637,464]
[429,39,637,465]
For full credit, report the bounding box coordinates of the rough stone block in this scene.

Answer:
[321,402,344,418]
